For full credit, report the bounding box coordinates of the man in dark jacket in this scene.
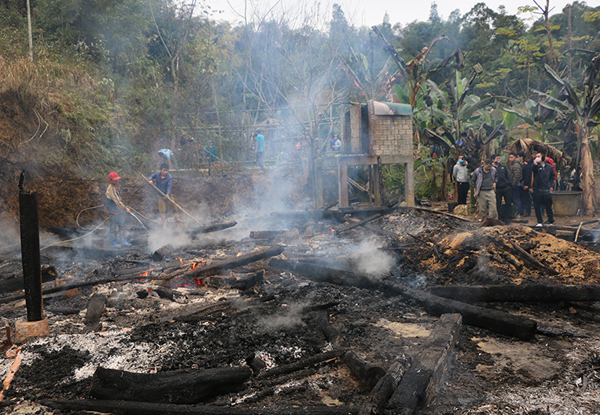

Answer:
[508,152,523,217]
[531,152,555,226]
[492,154,512,222]
[519,152,532,217]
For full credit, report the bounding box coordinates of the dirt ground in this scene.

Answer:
[1,173,600,414]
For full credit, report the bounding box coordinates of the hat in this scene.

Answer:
[546,157,554,165]
[256,128,261,133]
[108,172,121,181]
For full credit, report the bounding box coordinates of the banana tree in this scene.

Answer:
[539,58,600,214]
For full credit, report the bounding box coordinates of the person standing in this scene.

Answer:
[531,152,555,226]
[452,155,470,205]
[148,163,179,230]
[519,151,532,217]
[205,140,217,163]
[508,152,523,218]
[492,154,512,222]
[105,172,131,248]
[472,159,498,220]
[333,134,341,151]
[158,148,173,170]
[255,129,265,170]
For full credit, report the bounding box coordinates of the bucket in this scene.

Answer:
[551,191,582,216]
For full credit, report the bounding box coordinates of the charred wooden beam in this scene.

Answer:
[270,260,537,340]
[250,231,289,239]
[231,270,264,291]
[427,284,600,303]
[334,214,382,235]
[359,360,406,415]
[0,265,57,295]
[152,245,176,262]
[313,309,343,347]
[89,366,252,404]
[506,241,558,275]
[387,314,462,415]
[343,351,385,389]
[19,176,43,322]
[188,221,238,237]
[164,246,284,286]
[257,349,346,379]
[42,399,360,415]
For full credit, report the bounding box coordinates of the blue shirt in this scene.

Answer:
[148,171,173,196]
[256,134,265,153]
[158,149,173,159]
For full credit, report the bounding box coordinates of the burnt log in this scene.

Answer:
[249,231,288,239]
[343,351,385,389]
[42,399,359,415]
[427,284,600,303]
[314,309,343,346]
[359,360,406,415]
[270,260,537,340]
[387,314,462,415]
[188,221,238,237]
[0,265,57,295]
[152,245,175,262]
[164,246,284,286]
[89,366,252,404]
[506,241,558,275]
[231,270,264,291]
[257,349,346,379]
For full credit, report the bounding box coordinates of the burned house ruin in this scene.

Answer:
[315,100,415,208]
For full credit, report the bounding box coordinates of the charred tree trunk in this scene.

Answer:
[90,366,252,404]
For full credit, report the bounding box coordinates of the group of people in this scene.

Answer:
[104,150,184,248]
[453,151,556,226]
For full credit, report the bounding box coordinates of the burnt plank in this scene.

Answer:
[42,399,359,414]
[387,314,462,415]
[428,284,600,303]
[89,366,252,404]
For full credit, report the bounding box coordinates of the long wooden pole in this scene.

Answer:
[139,173,203,226]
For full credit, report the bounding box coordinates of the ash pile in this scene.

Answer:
[1,207,600,415]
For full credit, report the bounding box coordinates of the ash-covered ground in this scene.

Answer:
[1,203,600,414]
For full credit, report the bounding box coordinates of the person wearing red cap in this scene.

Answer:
[105,172,132,247]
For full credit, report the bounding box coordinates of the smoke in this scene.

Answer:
[0,219,20,253]
[350,239,395,277]
[147,226,192,252]
[256,302,308,331]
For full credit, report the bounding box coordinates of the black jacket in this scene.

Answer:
[532,162,556,192]
[495,163,512,190]
[522,160,533,188]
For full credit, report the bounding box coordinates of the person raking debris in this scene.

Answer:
[105,172,132,248]
[148,163,181,230]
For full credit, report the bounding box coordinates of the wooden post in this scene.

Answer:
[405,161,415,207]
[315,165,324,208]
[373,163,382,206]
[338,159,349,207]
[19,174,43,322]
